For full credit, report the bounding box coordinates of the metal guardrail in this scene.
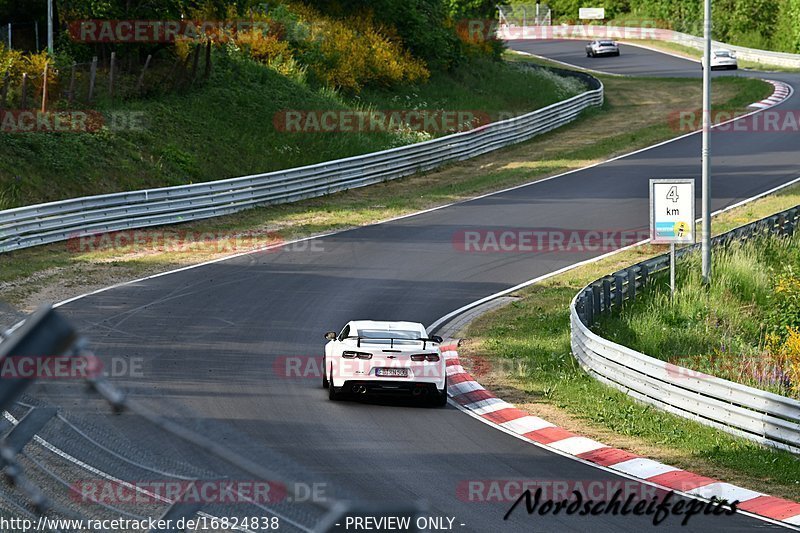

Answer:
[0,72,603,253]
[667,32,800,68]
[498,25,800,69]
[571,205,800,453]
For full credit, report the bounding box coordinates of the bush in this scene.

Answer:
[0,43,23,83]
[247,4,429,92]
[770,265,800,338]
[320,0,464,70]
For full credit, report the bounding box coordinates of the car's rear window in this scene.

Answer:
[716,51,731,57]
[599,41,615,46]
[357,329,423,344]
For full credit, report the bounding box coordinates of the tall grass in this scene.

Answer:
[597,230,800,395]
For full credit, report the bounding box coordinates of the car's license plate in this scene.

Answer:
[376,368,408,377]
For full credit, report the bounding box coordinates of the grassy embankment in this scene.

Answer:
[596,224,800,398]
[0,56,582,209]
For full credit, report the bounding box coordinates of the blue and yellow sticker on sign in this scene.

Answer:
[655,221,690,239]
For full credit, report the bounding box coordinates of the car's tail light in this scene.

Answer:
[425,354,440,362]
[411,354,439,362]
[411,354,425,361]
[343,351,372,359]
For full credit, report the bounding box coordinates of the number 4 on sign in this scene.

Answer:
[666,186,679,202]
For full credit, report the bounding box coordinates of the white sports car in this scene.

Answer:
[585,40,620,57]
[703,49,738,70]
[322,320,447,406]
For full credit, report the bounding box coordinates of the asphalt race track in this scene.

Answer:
[509,39,726,77]
[29,40,800,532]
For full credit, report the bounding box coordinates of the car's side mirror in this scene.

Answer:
[431,335,443,344]
[324,331,337,340]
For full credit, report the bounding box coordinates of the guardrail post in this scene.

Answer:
[584,291,594,325]
[627,267,637,301]
[613,274,624,310]
[602,278,611,312]
[591,283,601,317]
[639,264,649,288]
[575,295,584,324]
[779,213,790,236]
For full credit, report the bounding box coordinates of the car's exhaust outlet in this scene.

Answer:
[352,385,367,393]
[412,387,427,397]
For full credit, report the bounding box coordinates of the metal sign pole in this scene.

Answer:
[47,0,54,53]
[701,0,712,283]
[670,243,676,296]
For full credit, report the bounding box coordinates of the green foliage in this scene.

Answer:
[769,265,800,338]
[283,4,430,92]
[597,230,800,396]
[447,0,497,18]
[517,0,800,53]
[773,0,800,53]
[319,0,465,70]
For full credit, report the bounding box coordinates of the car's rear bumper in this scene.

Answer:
[337,380,445,397]
[328,358,445,388]
[592,49,619,55]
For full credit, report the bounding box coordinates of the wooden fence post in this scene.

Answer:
[190,45,200,85]
[67,61,76,106]
[204,40,212,79]
[0,74,9,111]
[20,73,28,109]
[40,62,48,113]
[136,54,152,94]
[88,56,97,101]
[108,51,116,98]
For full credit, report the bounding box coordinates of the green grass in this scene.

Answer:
[358,59,585,117]
[596,229,800,396]
[463,186,800,500]
[0,55,583,209]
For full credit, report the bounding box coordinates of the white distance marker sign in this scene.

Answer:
[650,179,696,244]
[579,8,605,19]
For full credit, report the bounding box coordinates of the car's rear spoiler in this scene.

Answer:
[345,335,443,349]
